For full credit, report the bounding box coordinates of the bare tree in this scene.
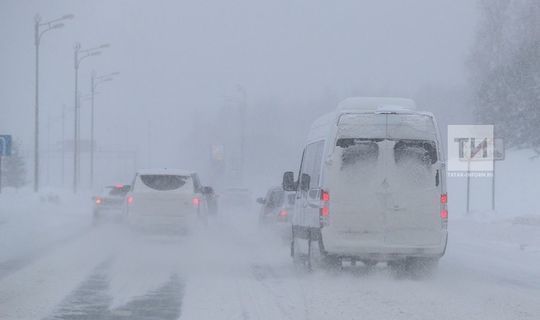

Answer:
[469,0,540,151]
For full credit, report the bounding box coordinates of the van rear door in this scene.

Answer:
[327,137,386,245]
[327,113,442,247]
[383,138,442,246]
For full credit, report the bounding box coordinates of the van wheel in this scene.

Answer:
[389,258,438,278]
[322,255,342,269]
[407,257,439,277]
[291,233,305,266]
[361,260,378,268]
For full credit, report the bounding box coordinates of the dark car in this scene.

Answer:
[257,186,295,226]
[93,184,131,223]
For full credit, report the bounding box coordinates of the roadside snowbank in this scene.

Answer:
[0,188,92,266]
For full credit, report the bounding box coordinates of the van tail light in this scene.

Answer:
[95,197,102,205]
[127,196,134,205]
[279,210,288,217]
[320,190,330,226]
[440,193,448,228]
[192,197,201,208]
[440,209,448,219]
[440,194,448,204]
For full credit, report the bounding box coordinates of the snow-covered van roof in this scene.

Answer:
[337,97,416,112]
[136,168,196,176]
[306,97,428,143]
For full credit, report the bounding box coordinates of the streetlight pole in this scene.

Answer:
[61,104,66,186]
[237,85,247,185]
[72,42,109,193]
[33,13,74,192]
[89,71,118,188]
[90,73,94,188]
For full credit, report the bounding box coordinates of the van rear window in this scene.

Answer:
[394,139,438,165]
[336,139,379,167]
[338,113,437,140]
[140,175,189,191]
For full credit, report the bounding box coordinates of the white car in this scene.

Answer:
[284,97,448,271]
[124,169,210,234]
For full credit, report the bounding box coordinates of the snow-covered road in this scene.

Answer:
[0,194,539,320]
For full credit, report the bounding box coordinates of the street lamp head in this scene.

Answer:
[51,23,64,29]
[99,44,111,49]
[62,14,75,20]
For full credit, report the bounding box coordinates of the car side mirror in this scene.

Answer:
[300,173,311,192]
[256,197,266,205]
[282,171,295,191]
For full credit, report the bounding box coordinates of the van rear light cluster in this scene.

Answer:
[192,197,201,208]
[127,196,134,205]
[440,193,448,228]
[95,197,102,205]
[279,210,288,217]
[320,190,330,227]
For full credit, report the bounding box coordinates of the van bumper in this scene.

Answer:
[321,229,447,261]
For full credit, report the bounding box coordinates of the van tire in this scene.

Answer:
[291,231,306,267]
[408,257,439,276]
[361,260,378,268]
[321,255,342,269]
[389,257,439,278]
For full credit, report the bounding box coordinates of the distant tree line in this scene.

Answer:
[469,0,540,152]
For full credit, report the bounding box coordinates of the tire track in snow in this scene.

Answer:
[44,260,185,320]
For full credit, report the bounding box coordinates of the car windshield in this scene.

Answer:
[105,185,130,196]
[267,190,284,208]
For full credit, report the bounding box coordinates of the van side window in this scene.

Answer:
[299,141,325,190]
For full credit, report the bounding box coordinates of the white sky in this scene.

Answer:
[0,0,477,185]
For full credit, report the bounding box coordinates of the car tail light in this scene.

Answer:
[279,210,288,217]
[440,193,448,228]
[127,196,134,205]
[95,197,102,205]
[320,190,330,226]
[192,197,200,208]
[115,184,124,189]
